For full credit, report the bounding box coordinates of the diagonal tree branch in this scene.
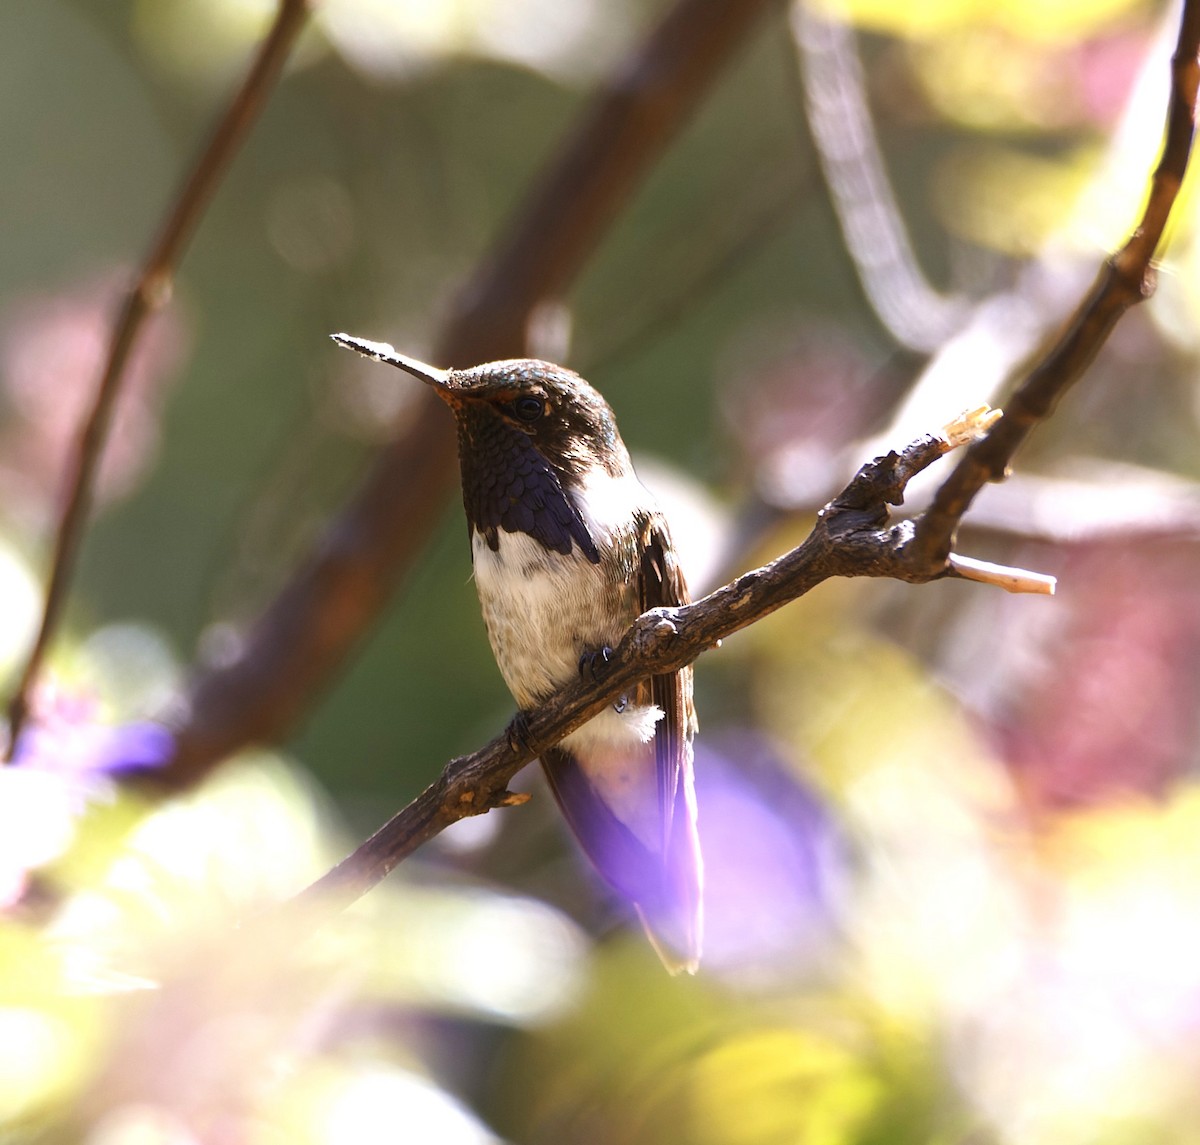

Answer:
[296,416,1001,907]
[909,0,1200,568]
[5,0,313,758]
[162,0,779,789]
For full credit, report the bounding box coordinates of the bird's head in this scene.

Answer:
[332,334,631,482]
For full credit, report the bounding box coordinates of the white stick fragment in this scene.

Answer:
[939,406,1003,451]
[948,553,1056,596]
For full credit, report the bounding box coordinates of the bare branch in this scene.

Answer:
[910,0,1200,568]
[162,0,778,789]
[5,0,313,757]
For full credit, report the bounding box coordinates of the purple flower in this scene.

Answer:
[0,685,174,905]
[12,684,173,781]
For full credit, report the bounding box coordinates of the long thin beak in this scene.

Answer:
[330,333,452,392]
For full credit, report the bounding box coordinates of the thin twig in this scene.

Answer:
[5,0,313,757]
[162,0,778,789]
[297,417,984,909]
[910,0,1200,568]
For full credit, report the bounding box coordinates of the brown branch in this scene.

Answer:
[909,0,1200,569]
[162,0,778,789]
[297,420,982,908]
[5,0,313,757]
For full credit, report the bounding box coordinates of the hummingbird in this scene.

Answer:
[333,334,703,973]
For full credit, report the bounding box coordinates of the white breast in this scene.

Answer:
[469,467,664,834]
[470,527,611,704]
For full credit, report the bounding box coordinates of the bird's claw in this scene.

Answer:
[578,645,614,684]
[506,711,534,755]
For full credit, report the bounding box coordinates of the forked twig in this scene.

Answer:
[297,410,1039,909]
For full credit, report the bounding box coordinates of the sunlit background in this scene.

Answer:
[5,0,1200,1141]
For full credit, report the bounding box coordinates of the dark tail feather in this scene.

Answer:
[541,746,703,972]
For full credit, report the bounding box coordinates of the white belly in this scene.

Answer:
[471,526,662,809]
[470,528,622,703]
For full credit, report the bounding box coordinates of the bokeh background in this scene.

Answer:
[5,0,1200,1142]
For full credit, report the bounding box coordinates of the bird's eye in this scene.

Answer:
[512,395,546,422]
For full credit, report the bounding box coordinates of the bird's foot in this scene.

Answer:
[579,645,628,713]
[506,711,535,755]
[578,645,614,684]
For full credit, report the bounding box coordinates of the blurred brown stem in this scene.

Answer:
[4,0,313,758]
[788,0,967,351]
[163,0,778,788]
[909,0,1200,568]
